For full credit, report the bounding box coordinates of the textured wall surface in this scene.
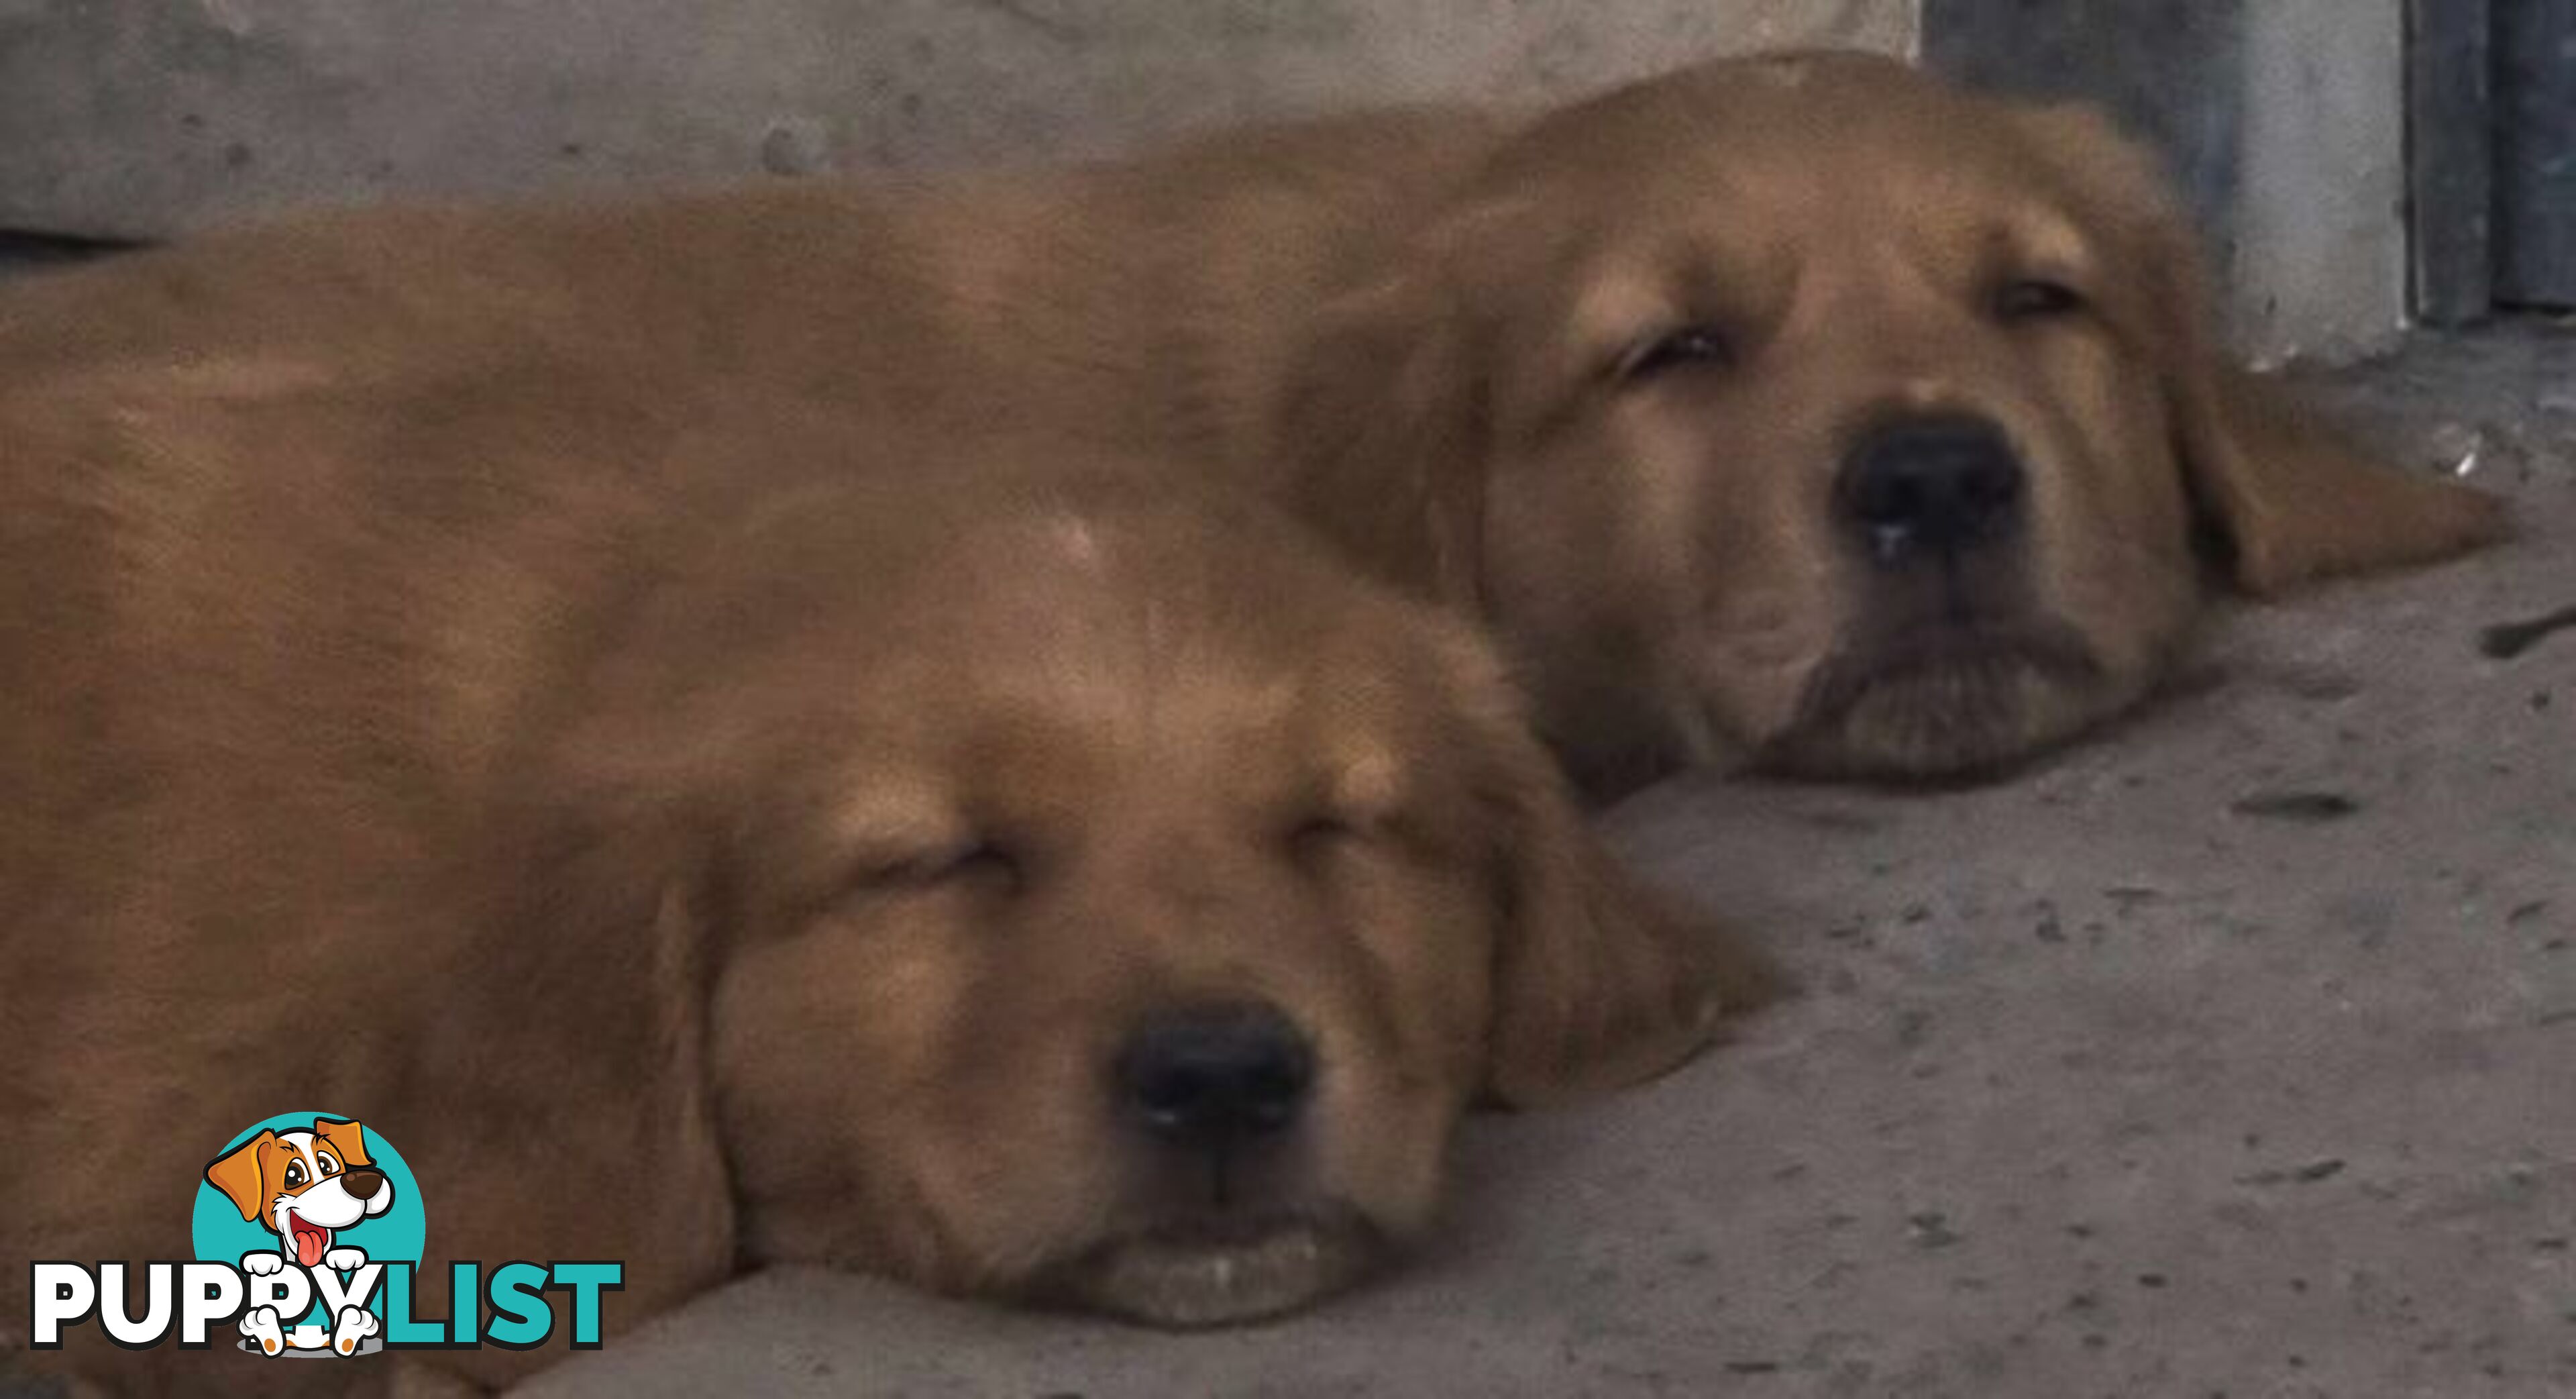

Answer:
[0,0,1913,238]
[2496,0,2576,309]
[2234,0,2408,362]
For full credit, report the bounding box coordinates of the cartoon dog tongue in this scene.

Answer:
[288,1212,331,1268]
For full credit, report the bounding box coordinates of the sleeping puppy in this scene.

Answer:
[0,54,2500,790]
[0,370,1767,1394]
[1274,51,2507,785]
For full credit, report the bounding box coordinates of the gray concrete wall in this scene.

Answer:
[0,0,1913,238]
[2235,1,2408,363]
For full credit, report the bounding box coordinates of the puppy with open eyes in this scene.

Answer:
[0,52,2501,791]
[203,1119,397,1358]
[0,365,1769,1395]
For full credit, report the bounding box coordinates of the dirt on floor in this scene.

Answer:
[506,321,2576,1398]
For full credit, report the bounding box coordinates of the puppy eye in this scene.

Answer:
[1288,813,1357,858]
[1617,324,1736,382]
[1287,811,1389,874]
[859,840,1024,897]
[282,1162,305,1188]
[1993,277,2087,322]
[317,1157,339,1176]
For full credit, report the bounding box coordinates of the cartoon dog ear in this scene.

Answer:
[205,1131,277,1223]
[1433,629,1780,1108]
[312,1117,372,1168]
[2017,101,2506,594]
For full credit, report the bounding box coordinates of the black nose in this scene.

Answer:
[1838,414,2026,560]
[1116,1002,1315,1149]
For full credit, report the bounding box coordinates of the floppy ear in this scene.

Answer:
[312,1117,372,1169]
[2019,103,2506,594]
[412,642,751,1280]
[205,1131,276,1223]
[2167,360,2506,595]
[433,759,740,1300]
[1439,633,1780,1108]
[1275,236,1494,609]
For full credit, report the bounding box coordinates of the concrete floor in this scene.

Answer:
[511,321,2576,1398]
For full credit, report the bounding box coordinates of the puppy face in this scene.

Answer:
[552,483,1763,1327]
[1287,53,2500,786]
[203,1119,395,1267]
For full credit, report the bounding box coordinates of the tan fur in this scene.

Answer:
[0,55,2498,791]
[0,366,1767,1394]
[1278,54,2506,784]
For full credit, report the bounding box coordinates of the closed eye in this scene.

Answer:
[1287,813,1359,867]
[1992,276,2088,323]
[853,839,1026,898]
[1615,323,1736,383]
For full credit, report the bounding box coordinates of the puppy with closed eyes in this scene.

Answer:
[0,53,2500,792]
[1271,52,2506,786]
[0,366,1768,1395]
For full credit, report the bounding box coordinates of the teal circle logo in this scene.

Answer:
[190,1112,425,1355]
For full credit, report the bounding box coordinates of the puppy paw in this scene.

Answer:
[323,1245,368,1272]
[239,1251,286,1278]
[331,1304,380,1356]
[239,1304,284,1355]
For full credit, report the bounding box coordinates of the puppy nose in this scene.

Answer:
[1838,414,2025,559]
[1116,1002,1315,1149]
[341,1168,386,1198]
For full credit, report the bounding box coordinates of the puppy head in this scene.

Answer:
[203,1119,395,1265]
[548,476,1767,1327]
[1285,52,2502,786]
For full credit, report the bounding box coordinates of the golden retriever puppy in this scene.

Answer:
[0,54,2500,790]
[0,369,1766,1395]
[1273,52,2506,785]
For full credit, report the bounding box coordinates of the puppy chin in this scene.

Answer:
[1033,1206,1386,1329]
[1761,628,2131,782]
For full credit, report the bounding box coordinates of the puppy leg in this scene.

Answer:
[331,1304,380,1356]
[239,1302,284,1356]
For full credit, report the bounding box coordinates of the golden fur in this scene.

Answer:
[0,53,2501,790]
[1278,52,2507,785]
[0,368,1768,1394]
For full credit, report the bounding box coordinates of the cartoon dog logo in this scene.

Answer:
[203,1117,394,1355]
